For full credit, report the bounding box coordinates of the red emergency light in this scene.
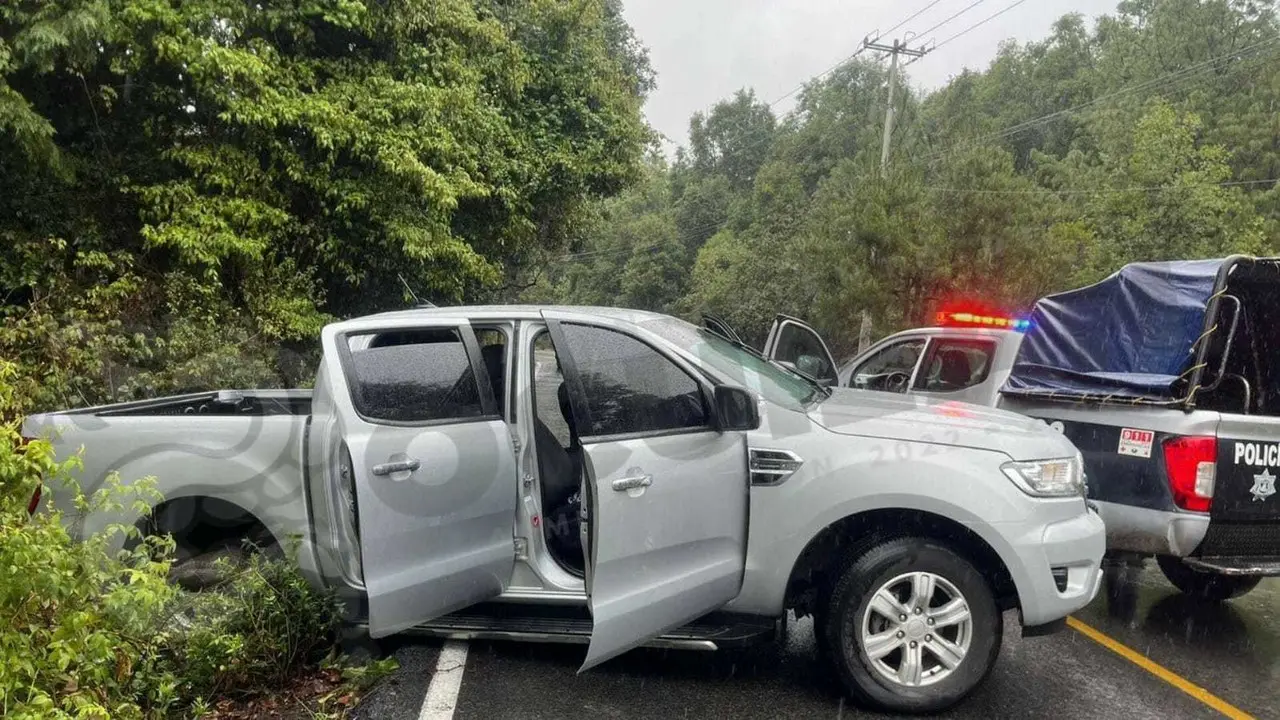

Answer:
[935,311,1032,331]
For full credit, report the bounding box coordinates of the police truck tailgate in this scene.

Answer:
[1194,415,1280,574]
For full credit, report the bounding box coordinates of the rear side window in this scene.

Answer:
[346,328,483,423]
[916,339,997,392]
[558,324,708,437]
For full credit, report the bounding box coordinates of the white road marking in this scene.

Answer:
[418,640,469,720]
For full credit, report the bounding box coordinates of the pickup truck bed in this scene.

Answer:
[26,390,314,552]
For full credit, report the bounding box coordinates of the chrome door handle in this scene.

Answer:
[372,458,421,476]
[611,474,652,492]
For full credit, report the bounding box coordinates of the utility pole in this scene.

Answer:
[856,36,929,352]
[863,37,929,178]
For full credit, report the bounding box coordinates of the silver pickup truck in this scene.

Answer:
[25,305,1104,713]
[806,257,1280,602]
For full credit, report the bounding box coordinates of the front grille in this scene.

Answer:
[1195,522,1280,557]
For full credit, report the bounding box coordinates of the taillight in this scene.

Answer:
[1163,436,1217,512]
[18,436,42,515]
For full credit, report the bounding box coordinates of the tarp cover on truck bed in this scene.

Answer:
[1001,258,1227,402]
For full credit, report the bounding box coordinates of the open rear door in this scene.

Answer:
[763,314,839,386]
[320,315,518,638]
[542,311,750,670]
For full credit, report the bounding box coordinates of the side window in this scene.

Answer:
[850,339,926,392]
[558,323,709,437]
[531,331,572,446]
[346,328,484,423]
[917,339,997,393]
[773,322,837,384]
[475,327,509,420]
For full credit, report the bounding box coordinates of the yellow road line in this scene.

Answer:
[1066,616,1255,720]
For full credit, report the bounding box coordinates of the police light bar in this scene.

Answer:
[935,311,1032,331]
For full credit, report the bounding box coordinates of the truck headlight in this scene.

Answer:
[1002,453,1084,498]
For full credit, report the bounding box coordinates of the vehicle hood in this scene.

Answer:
[806,389,1076,462]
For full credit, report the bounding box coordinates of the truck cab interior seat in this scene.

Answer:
[938,349,973,390]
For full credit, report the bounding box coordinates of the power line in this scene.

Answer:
[921,178,1279,195]
[672,0,985,168]
[561,2,963,264]
[915,0,990,40]
[553,174,1280,264]
[877,0,951,41]
[913,33,1280,165]
[930,0,1032,52]
[765,47,870,111]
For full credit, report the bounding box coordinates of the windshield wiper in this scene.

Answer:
[792,368,833,403]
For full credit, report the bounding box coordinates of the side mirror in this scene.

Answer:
[713,385,760,432]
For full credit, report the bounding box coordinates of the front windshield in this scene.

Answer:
[640,317,820,410]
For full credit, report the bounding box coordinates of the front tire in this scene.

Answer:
[1156,555,1261,601]
[820,537,1002,714]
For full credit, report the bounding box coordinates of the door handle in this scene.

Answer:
[372,458,421,476]
[611,474,652,492]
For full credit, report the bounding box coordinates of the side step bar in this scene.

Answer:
[386,603,781,651]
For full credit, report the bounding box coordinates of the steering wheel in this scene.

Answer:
[884,371,911,393]
[673,392,705,426]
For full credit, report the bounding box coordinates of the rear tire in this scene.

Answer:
[819,537,1001,714]
[1156,555,1261,601]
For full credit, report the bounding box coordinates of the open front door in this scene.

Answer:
[321,315,518,638]
[542,311,750,670]
[763,314,839,386]
[702,313,746,346]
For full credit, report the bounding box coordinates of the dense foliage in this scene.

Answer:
[0,362,384,719]
[1,0,652,415]
[531,0,1280,357]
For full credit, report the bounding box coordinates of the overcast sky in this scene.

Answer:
[621,0,1122,153]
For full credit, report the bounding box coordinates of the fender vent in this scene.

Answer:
[749,448,804,486]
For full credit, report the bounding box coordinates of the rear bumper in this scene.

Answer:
[1093,500,1209,557]
[1009,507,1106,627]
[1094,501,1280,568]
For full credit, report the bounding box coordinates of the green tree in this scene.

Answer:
[683,89,777,192]
[1,0,652,411]
[1043,101,1269,276]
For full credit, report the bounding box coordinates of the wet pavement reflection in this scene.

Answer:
[1073,559,1279,718]
[357,564,1278,719]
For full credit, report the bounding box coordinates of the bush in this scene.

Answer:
[166,547,343,703]
[0,365,181,719]
[0,361,389,718]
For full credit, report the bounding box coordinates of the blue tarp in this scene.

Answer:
[1002,259,1225,400]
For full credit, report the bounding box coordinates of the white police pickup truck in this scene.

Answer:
[766,257,1280,601]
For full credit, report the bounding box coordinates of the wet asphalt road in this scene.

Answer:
[355,563,1278,719]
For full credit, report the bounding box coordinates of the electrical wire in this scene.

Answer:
[930,0,1032,51]
[878,0,951,42]
[554,2,971,264]
[552,173,1280,264]
[913,33,1280,166]
[921,178,1279,195]
[914,0,991,40]
[559,8,1280,264]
